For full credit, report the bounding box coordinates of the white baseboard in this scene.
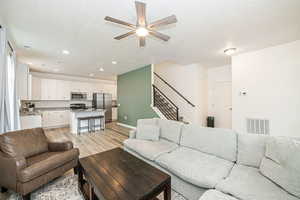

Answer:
[117,122,136,130]
[151,105,167,119]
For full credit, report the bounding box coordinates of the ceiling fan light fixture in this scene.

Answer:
[136,27,149,37]
[224,48,237,56]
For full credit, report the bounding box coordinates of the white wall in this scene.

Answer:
[232,40,300,137]
[154,61,208,125]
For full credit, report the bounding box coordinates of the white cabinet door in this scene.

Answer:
[21,115,42,129]
[42,110,70,128]
[41,79,57,100]
[16,63,29,100]
[31,76,42,100]
[56,80,71,100]
[112,108,118,121]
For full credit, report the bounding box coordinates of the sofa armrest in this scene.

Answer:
[0,151,26,191]
[129,130,137,139]
[48,141,73,152]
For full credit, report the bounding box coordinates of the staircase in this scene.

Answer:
[152,72,195,122]
[153,85,179,121]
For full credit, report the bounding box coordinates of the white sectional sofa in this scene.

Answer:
[123,118,300,200]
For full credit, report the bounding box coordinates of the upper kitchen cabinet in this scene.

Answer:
[16,63,30,100]
[31,76,42,100]
[29,72,117,101]
[41,79,57,100]
[57,80,71,100]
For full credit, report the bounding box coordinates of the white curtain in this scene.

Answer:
[11,52,21,130]
[0,27,20,133]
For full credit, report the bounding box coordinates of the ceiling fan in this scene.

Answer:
[104,1,177,47]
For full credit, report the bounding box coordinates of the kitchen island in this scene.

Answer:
[70,109,105,134]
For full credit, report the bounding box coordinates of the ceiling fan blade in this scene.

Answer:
[148,15,177,28]
[104,16,136,29]
[149,31,170,41]
[139,37,146,47]
[135,1,146,26]
[114,30,136,40]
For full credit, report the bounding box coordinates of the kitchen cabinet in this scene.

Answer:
[16,63,30,100]
[20,115,42,129]
[42,110,70,128]
[112,107,118,121]
[29,74,117,101]
[56,80,70,100]
[31,76,42,100]
[41,79,57,100]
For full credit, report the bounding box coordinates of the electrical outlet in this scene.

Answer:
[124,115,128,120]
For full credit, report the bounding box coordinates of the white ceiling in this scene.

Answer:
[1,0,300,80]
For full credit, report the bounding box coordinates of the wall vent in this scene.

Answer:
[246,118,270,135]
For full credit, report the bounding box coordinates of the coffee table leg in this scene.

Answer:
[164,179,171,200]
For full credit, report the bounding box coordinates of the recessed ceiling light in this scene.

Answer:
[136,27,149,37]
[99,67,104,72]
[224,48,237,56]
[89,73,95,77]
[27,62,33,65]
[62,50,70,55]
[112,61,117,65]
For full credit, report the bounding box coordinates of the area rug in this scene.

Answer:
[7,175,186,200]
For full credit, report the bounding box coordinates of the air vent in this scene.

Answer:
[246,118,270,135]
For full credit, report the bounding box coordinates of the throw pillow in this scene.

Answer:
[136,125,160,141]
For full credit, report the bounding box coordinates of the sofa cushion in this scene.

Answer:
[123,139,178,161]
[180,125,237,162]
[216,164,299,200]
[156,147,234,189]
[136,125,160,141]
[237,133,268,167]
[259,137,300,198]
[137,118,158,126]
[157,119,183,144]
[0,128,48,158]
[199,190,238,200]
[19,148,79,182]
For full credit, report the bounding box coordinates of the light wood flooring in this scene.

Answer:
[0,124,130,200]
[45,124,129,158]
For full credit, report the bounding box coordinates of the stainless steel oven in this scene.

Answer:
[71,92,87,100]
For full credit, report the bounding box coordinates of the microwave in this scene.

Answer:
[71,92,87,100]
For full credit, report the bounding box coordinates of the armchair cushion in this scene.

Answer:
[48,141,73,152]
[0,128,48,158]
[19,148,79,182]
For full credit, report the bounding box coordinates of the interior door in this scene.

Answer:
[213,82,232,129]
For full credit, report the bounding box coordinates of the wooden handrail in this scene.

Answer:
[153,72,195,107]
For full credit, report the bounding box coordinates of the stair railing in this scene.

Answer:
[153,72,195,107]
[153,84,179,121]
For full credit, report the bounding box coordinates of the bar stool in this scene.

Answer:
[77,116,92,135]
[89,115,105,132]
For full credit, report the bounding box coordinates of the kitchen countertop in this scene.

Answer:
[70,109,106,113]
[20,111,42,116]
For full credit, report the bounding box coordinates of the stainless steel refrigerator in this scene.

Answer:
[92,93,112,123]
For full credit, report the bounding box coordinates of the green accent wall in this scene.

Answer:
[117,65,158,126]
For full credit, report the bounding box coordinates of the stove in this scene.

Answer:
[70,103,87,110]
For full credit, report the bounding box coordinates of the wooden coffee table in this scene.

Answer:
[78,148,171,200]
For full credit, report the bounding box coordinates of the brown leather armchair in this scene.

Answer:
[0,128,79,200]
